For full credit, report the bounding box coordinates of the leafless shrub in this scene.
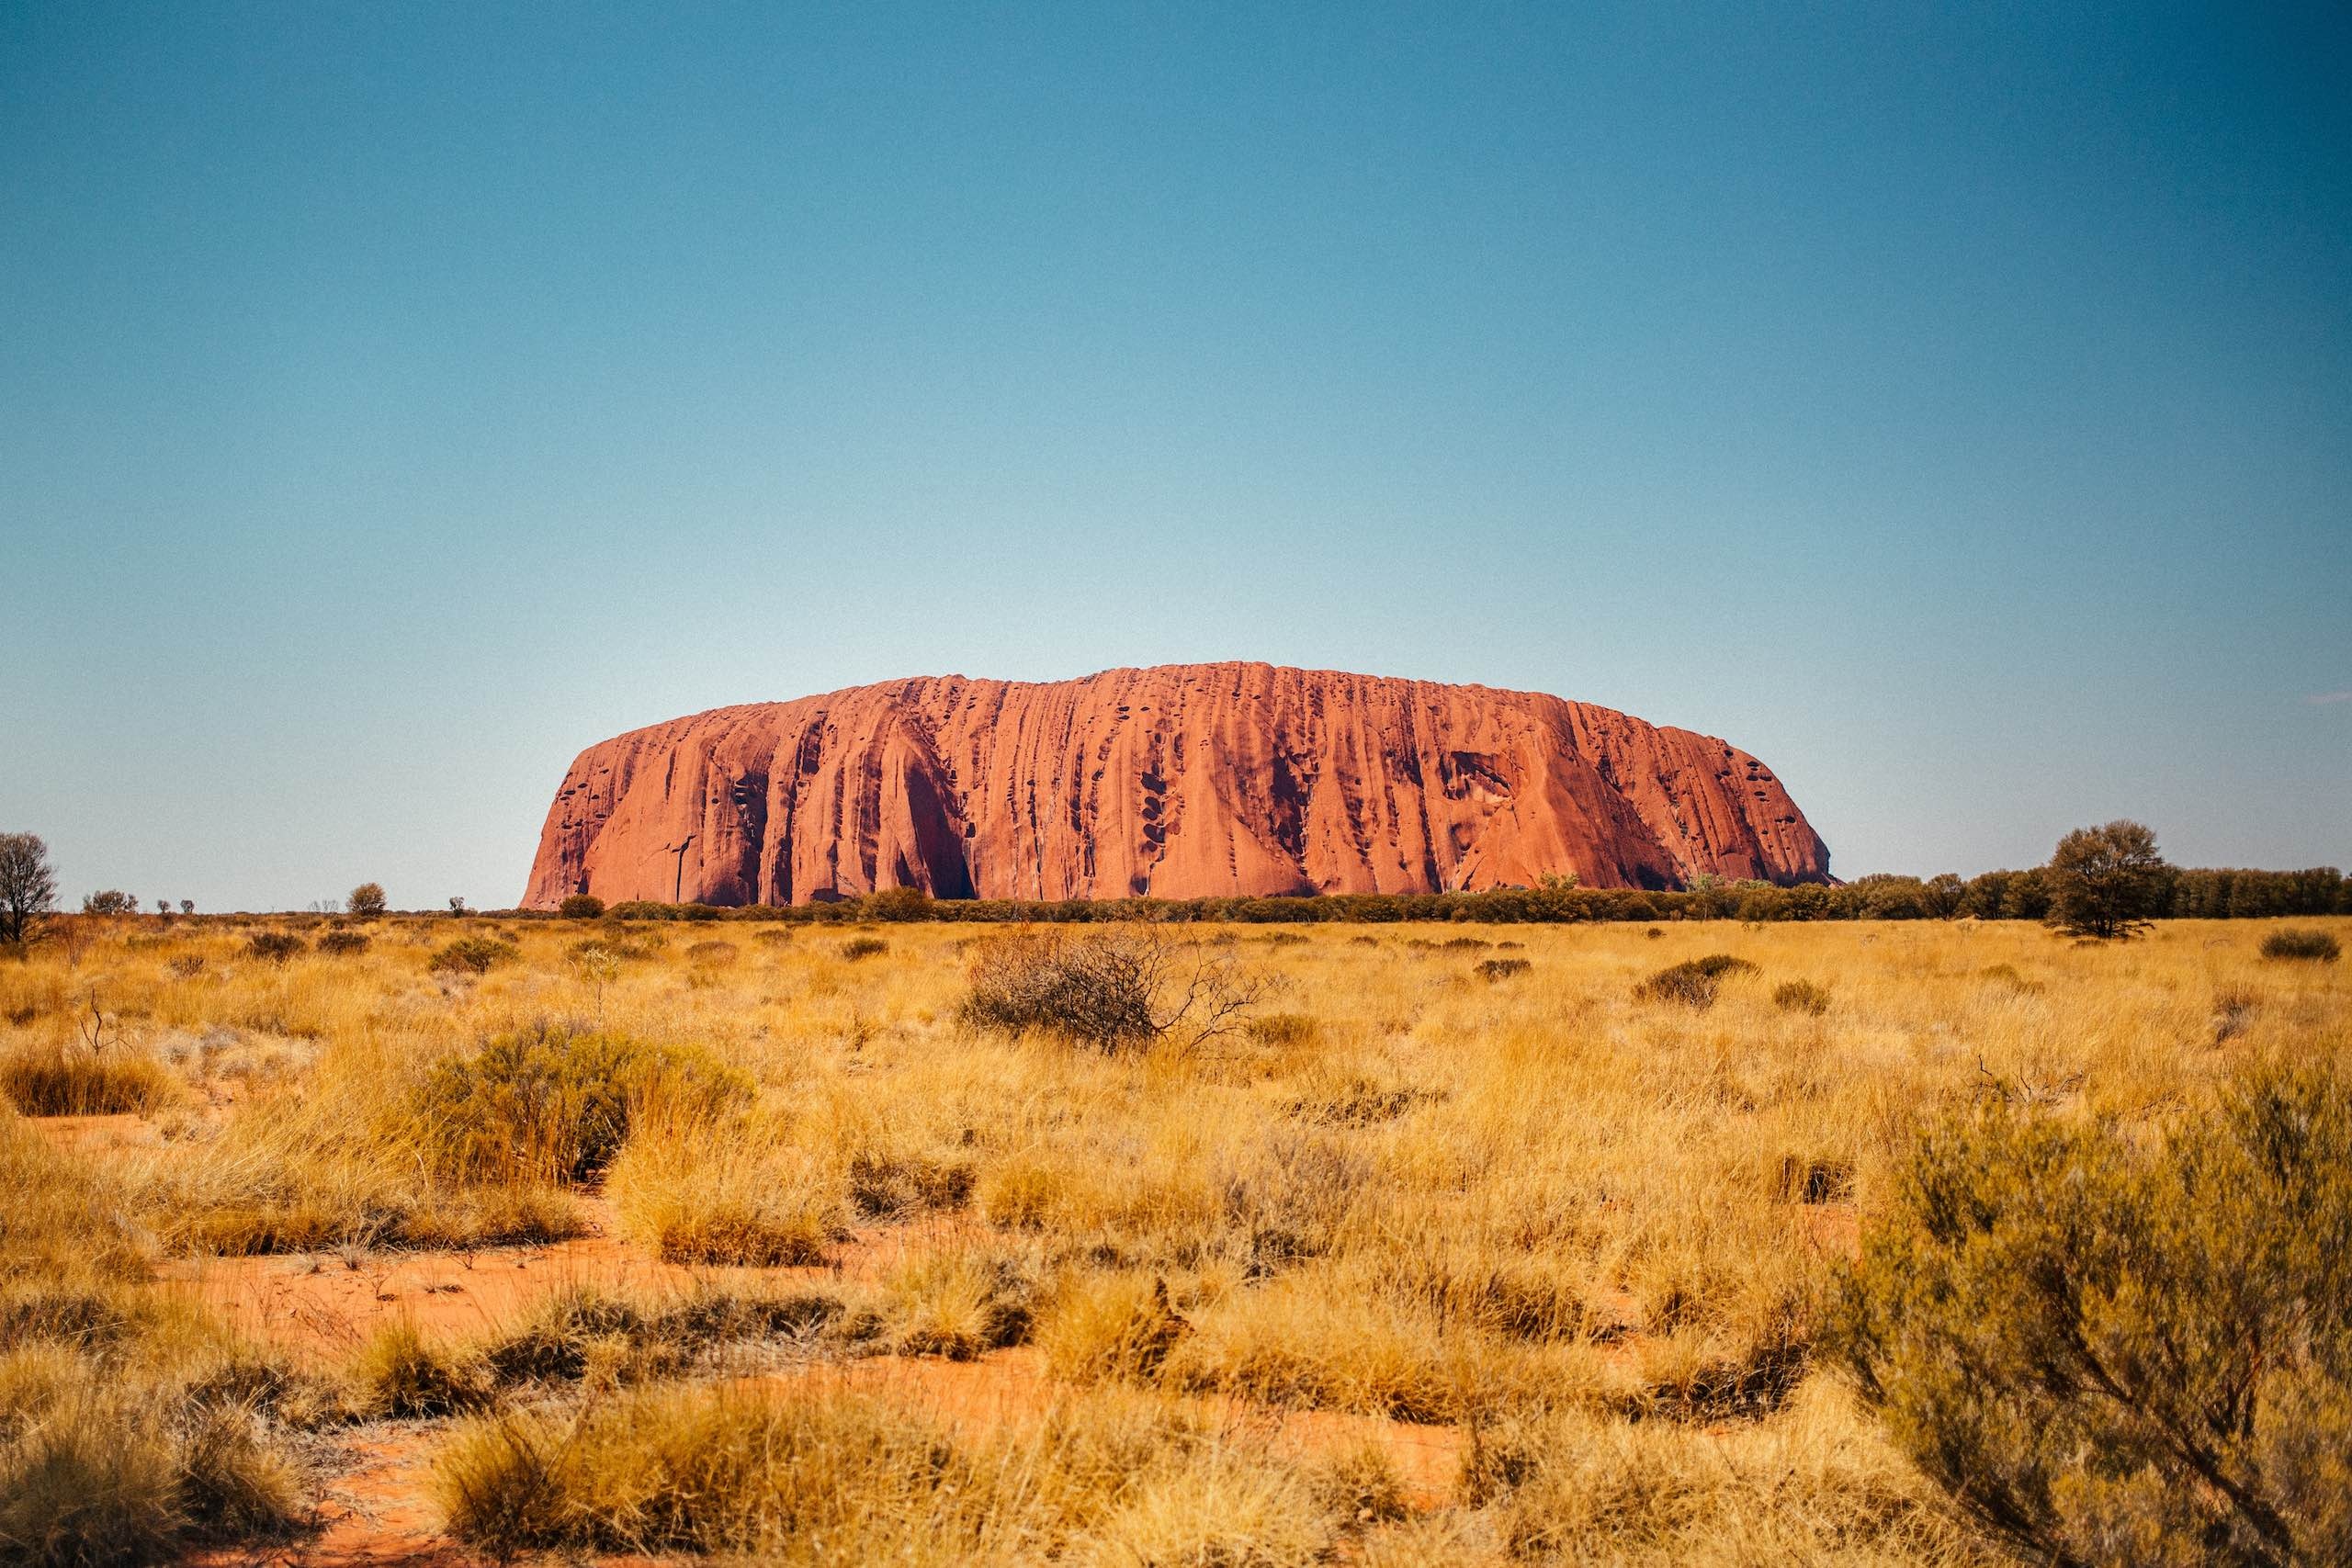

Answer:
[958,928,1270,1052]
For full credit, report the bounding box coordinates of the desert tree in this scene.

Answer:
[348,881,389,919]
[0,831,58,945]
[1830,1060,2352,1565]
[449,896,469,917]
[82,889,138,917]
[2045,819,2171,940]
[1921,873,1967,919]
[179,898,194,915]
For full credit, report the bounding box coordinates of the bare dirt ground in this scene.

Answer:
[56,1118,1470,1562]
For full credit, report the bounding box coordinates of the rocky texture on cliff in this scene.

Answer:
[523,664,1828,908]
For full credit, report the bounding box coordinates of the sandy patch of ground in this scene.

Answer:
[28,1110,158,1154]
[153,1202,972,1357]
[789,1347,1466,1503]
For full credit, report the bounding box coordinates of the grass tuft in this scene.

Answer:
[0,1043,181,1116]
[1635,953,1756,1008]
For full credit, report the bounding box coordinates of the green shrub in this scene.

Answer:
[2044,818,2170,940]
[243,931,303,964]
[1635,953,1756,1009]
[409,1024,751,1186]
[865,886,933,921]
[2261,928,2341,963]
[426,936,518,976]
[558,894,606,919]
[1828,1061,2352,1564]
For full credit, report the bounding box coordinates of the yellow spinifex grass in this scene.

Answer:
[0,908,2341,1562]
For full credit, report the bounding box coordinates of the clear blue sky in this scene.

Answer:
[5,3,2346,910]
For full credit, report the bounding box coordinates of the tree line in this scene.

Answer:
[561,824,2346,935]
[6,821,2342,953]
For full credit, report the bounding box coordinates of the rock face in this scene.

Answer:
[522,664,1829,908]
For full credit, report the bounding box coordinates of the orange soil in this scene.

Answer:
[29,1112,1849,1561]
[779,1347,1464,1504]
[29,1111,154,1154]
[153,1202,968,1357]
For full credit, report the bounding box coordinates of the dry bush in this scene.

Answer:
[1634,953,1756,1008]
[1464,1379,1999,1565]
[1978,962,2044,996]
[435,1378,1340,1565]
[882,1239,1042,1359]
[1166,1270,1478,1422]
[841,936,889,961]
[1772,979,1831,1016]
[1282,1064,1434,1128]
[2211,983,2263,1045]
[2262,928,2340,963]
[958,929,1266,1052]
[410,1023,750,1186]
[608,1116,844,1266]
[1474,958,1532,982]
[349,1319,491,1418]
[435,1380,980,1559]
[685,939,739,968]
[356,1284,854,1416]
[130,1035,588,1255]
[315,929,368,957]
[0,1123,307,1564]
[243,931,303,964]
[424,935,516,975]
[1247,1011,1320,1048]
[0,1040,181,1115]
[1037,1271,1188,1383]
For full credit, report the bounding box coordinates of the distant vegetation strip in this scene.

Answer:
[528,864,2350,926]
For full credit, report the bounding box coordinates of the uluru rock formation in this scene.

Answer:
[523,664,1829,908]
